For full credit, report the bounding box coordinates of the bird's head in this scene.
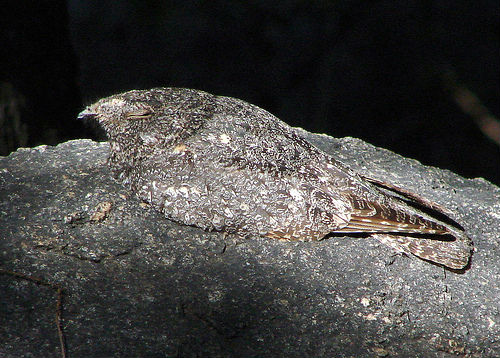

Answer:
[78,87,214,146]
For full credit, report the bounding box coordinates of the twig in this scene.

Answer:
[0,268,66,358]
[442,70,500,147]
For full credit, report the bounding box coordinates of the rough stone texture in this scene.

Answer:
[0,134,499,358]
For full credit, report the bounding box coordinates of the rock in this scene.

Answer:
[1,135,499,357]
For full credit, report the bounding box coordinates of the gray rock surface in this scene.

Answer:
[0,134,499,358]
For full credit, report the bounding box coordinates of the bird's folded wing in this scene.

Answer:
[334,200,449,235]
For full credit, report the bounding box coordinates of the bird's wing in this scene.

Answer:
[334,198,449,235]
[359,174,455,217]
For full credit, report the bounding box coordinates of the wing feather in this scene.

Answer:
[335,200,449,235]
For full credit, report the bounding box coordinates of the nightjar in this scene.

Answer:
[79,87,472,269]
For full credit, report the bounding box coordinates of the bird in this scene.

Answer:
[78,87,473,269]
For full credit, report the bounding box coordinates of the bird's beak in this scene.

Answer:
[77,108,97,121]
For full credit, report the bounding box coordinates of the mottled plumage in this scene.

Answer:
[79,88,472,269]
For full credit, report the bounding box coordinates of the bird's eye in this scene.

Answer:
[125,108,153,120]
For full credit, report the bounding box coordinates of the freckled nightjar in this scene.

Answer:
[79,87,473,269]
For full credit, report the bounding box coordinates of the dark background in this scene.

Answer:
[1,0,499,184]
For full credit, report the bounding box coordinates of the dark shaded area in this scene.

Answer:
[0,135,499,357]
[0,0,95,154]
[1,1,498,184]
